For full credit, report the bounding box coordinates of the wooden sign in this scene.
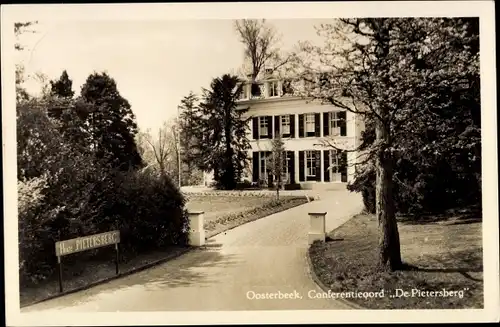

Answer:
[55,230,120,293]
[55,230,120,257]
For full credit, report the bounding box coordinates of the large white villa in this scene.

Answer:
[203,72,365,189]
[238,72,364,188]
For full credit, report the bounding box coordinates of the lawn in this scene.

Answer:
[186,195,272,222]
[186,194,310,238]
[309,210,483,309]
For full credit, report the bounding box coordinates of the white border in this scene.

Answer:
[2,1,498,325]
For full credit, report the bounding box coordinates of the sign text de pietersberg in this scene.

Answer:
[55,230,120,257]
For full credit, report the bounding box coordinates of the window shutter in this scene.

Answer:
[299,151,305,182]
[267,116,273,139]
[274,115,280,138]
[298,114,304,138]
[323,112,330,137]
[252,152,259,182]
[314,113,321,137]
[288,151,295,184]
[290,114,296,138]
[340,151,348,182]
[252,117,259,140]
[315,150,321,181]
[339,111,347,136]
[323,150,330,182]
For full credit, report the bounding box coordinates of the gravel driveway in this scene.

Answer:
[22,188,363,314]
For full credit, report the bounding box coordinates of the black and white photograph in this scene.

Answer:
[2,2,498,325]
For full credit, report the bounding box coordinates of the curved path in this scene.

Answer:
[22,188,363,312]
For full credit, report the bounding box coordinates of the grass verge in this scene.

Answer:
[186,194,274,222]
[308,212,483,309]
[20,246,190,308]
[205,196,311,238]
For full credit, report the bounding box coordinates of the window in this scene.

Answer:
[281,79,294,96]
[260,152,268,178]
[329,150,340,173]
[281,115,290,135]
[303,75,316,91]
[269,81,279,97]
[283,155,290,183]
[329,149,345,182]
[319,72,329,87]
[283,156,290,175]
[259,117,268,136]
[330,112,341,136]
[306,151,316,177]
[251,83,263,97]
[239,84,248,100]
[305,113,315,133]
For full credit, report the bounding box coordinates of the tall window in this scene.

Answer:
[269,81,279,97]
[305,113,315,133]
[330,112,341,136]
[306,151,316,177]
[329,149,339,173]
[260,152,267,178]
[283,155,290,183]
[259,117,268,136]
[281,115,290,135]
[283,156,290,175]
[329,149,345,182]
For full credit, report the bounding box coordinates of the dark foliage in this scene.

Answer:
[191,74,251,190]
[342,18,481,216]
[18,96,189,287]
[284,183,302,191]
[80,72,143,171]
[50,70,75,98]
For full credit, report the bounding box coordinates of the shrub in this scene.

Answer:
[235,179,260,190]
[347,167,376,214]
[18,176,51,284]
[102,170,189,254]
[284,183,302,191]
[348,159,482,216]
[17,98,190,286]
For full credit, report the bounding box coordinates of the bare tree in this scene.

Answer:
[297,19,411,271]
[234,19,296,84]
[298,18,479,271]
[137,120,178,181]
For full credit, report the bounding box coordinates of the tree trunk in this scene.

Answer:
[276,175,280,202]
[375,110,402,271]
[224,118,236,190]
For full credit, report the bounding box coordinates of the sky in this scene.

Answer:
[17,19,330,133]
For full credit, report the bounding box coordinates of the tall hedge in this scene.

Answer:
[17,98,190,287]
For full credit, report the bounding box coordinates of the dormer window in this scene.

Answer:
[238,84,248,100]
[269,80,279,97]
[281,79,294,96]
[319,72,329,88]
[238,77,298,100]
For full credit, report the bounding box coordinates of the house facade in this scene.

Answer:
[237,76,364,188]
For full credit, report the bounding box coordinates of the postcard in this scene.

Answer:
[2,1,498,325]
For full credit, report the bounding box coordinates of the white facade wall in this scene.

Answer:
[238,96,364,186]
